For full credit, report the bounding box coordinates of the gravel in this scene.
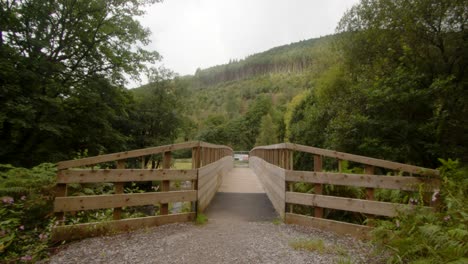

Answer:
[49,219,381,264]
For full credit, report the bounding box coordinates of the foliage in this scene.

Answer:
[0,0,161,167]
[289,0,467,168]
[371,159,468,263]
[289,238,349,257]
[0,163,56,262]
[195,213,208,225]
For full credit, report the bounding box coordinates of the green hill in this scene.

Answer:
[132,35,338,151]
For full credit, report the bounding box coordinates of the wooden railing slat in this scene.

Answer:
[285,192,433,217]
[54,191,197,212]
[251,143,439,176]
[285,171,440,191]
[57,169,197,183]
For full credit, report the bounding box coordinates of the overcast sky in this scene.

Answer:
[137,0,359,81]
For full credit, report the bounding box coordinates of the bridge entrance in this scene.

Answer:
[204,167,276,222]
[52,141,439,241]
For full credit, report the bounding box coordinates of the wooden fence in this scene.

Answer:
[52,141,233,241]
[250,143,440,239]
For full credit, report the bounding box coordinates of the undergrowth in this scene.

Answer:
[371,159,468,263]
[0,163,57,263]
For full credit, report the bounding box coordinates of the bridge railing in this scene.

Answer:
[52,141,233,241]
[250,143,440,239]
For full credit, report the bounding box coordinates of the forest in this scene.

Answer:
[1,0,467,262]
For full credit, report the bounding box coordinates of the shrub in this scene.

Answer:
[0,163,57,262]
[371,159,468,263]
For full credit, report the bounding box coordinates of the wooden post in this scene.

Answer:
[55,181,67,224]
[160,152,171,215]
[192,147,201,169]
[113,160,125,220]
[365,165,375,200]
[314,155,323,218]
[192,147,200,212]
[365,165,375,225]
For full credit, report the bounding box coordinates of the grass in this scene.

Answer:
[173,159,192,170]
[289,238,349,257]
[290,238,328,253]
[272,218,283,225]
[195,213,208,225]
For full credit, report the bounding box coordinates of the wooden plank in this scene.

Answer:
[192,147,201,169]
[160,152,171,215]
[291,143,439,176]
[365,165,375,200]
[57,169,197,184]
[199,142,233,150]
[113,160,125,220]
[51,212,196,241]
[251,143,439,176]
[57,141,200,169]
[313,155,323,218]
[285,192,428,217]
[285,213,371,239]
[250,157,285,218]
[55,183,67,223]
[285,171,440,191]
[54,191,197,212]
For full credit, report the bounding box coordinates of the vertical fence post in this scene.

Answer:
[160,151,171,215]
[365,165,375,200]
[192,147,200,213]
[365,165,375,225]
[55,177,67,224]
[113,160,125,220]
[313,155,323,218]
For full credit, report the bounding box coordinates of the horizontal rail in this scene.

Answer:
[54,191,197,212]
[58,141,233,169]
[285,192,432,217]
[285,213,371,239]
[286,171,440,191]
[51,213,195,241]
[251,143,439,176]
[57,169,197,183]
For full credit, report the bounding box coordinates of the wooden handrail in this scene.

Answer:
[58,141,233,169]
[250,143,439,176]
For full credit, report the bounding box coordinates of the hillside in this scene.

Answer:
[132,35,339,151]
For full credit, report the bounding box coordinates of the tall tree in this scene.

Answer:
[0,0,160,166]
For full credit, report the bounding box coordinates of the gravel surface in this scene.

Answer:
[49,219,380,264]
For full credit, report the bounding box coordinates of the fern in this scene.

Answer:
[371,159,468,263]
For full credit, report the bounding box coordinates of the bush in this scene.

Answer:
[0,163,57,262]
[371,159,468,263]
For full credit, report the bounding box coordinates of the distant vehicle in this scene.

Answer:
[233,154,249,161]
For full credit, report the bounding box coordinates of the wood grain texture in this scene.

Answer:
[57,169,197,183]
[285,171,440,191]
[54,191,197,212]
[51,213,196,241]
[285,192,431,217]
[285,213,371,239]
[251,143,439,176]
[250,157,285,219]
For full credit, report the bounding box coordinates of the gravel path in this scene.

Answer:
[49,168,381,263]
[50,220,379,264]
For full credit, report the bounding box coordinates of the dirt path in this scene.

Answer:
[49,168,378,264]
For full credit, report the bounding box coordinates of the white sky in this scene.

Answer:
[136,0,359,82]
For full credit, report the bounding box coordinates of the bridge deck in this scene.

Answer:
[204,168,278,222]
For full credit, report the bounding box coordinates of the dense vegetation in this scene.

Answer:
[1,0,466,262]
[0,0,182,167]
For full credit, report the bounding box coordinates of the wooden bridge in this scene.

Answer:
[51,141,439,241]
